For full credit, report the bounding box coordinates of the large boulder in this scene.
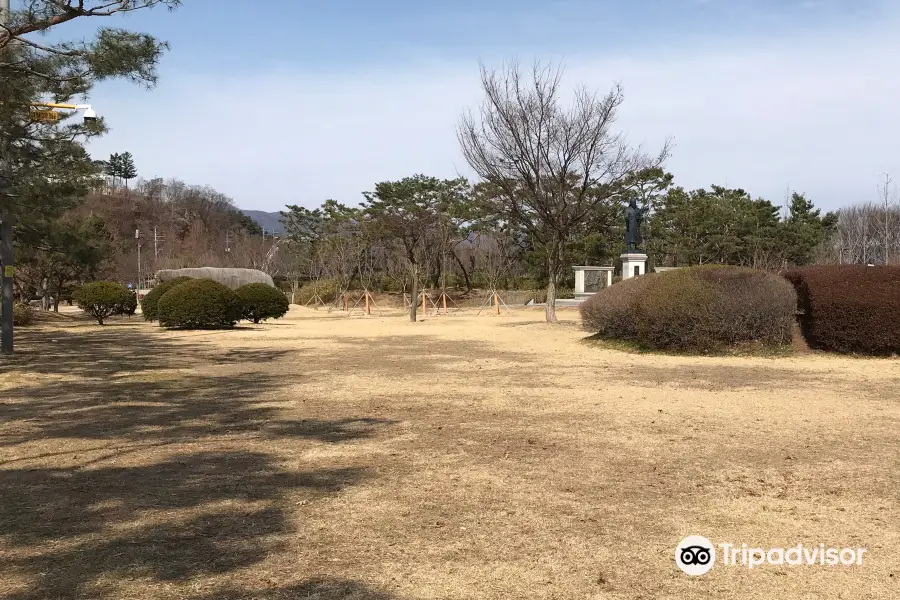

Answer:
[155,267,275,290]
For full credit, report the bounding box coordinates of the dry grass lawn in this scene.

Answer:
[0,306,898,599]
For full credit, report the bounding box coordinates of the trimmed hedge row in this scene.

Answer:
[581,265,797,352]
[783,265,900,355]
[153,279,289,329]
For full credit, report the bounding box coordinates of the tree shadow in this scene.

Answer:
[0,452,369,599]
[196,579,397,599]
[0,326,396,599]
[0,368,392,447]
[0,326,394,446]
[0,325,293,378]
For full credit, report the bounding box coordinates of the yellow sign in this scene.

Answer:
[30,110,59,122]
[3,266,13,278]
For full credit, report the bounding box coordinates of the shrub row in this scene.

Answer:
[581,265,797,352]
[783,265,900,355]
[144,278,289,329]
[141,276,192,321]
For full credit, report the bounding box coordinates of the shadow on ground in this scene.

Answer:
[0,325,394,599]
[0,451,372,599]
[0,322,292,378]
[193,579,396,599]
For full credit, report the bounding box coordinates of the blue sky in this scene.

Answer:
[39,0,900,211]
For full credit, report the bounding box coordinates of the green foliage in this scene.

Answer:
[157,278,243,330]
[781,193,838,266]
[581,266,796,352]
[74,281,132,325]
[646,186,834,269]
[784,266,900,355]
[16,215,115,308]
[117,290,138,316]
[296,279,341,305]
[103,151,138,187]
[140,276,191,321]
[1,1,179,245]
[236,283,289,324]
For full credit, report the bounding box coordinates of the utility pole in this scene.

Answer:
[135,229,142,293]
[153,225,164,260]
[1,0,15,355]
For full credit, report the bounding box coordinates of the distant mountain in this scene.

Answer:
[241,210,285,235]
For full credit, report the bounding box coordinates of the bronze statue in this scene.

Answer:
[625,199,647,251]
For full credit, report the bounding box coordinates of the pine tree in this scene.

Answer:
[105,153,123,188]
[119,152,138,189]
[1,1,180,224]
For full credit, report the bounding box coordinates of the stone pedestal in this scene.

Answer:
[621,252,648,280]
[573,266,614,300]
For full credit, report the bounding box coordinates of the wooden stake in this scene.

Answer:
[494,292,500,315]
[441,293,447,314]
[365,292,371,315]
[421,291,427,313]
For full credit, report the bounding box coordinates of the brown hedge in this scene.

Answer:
[783,265,900,355]
[579,275,654,340]
[581,266,796,352]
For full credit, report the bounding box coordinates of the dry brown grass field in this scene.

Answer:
[1,306,898,599]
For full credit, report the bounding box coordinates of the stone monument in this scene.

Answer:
[573,265,614,300]
[621,199,648,279]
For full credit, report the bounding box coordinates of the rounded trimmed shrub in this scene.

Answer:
[236,283,289,323]
[117,290,138,316]
[75,281,133,325]
[581,266,796,352]
[580,274,654,339]
[9,302,35,326]
[141,276,191,321]
[157,278,243,330]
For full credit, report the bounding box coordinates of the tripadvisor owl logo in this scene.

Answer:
[675,535,716,576]
[674,535,868,575]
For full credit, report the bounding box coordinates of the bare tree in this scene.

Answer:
[818,201,900,265]
[458,60,669,322]
[879,173,898,264]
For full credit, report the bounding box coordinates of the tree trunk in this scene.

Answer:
[409,264,418,322]
[452,251,472,293]
[544,242,561,324]
[544,278,558,323]
[40,278,50,311]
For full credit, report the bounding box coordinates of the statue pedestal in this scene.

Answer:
[621,252,648,280]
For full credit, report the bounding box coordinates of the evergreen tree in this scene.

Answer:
[105,153,123,188]
[1,1,180,224]
[781,192,838,266]
[119,152,138,189]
